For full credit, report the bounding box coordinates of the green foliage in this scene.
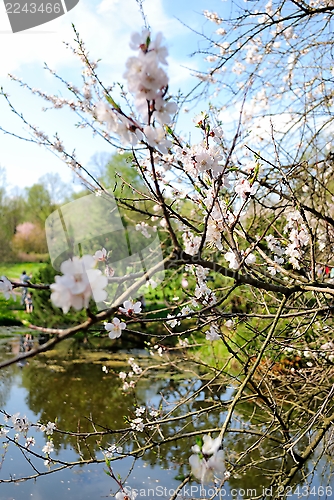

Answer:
[0,294,22,326]
[24,183,55,225]
[99,153,145,197]
[0,225,15,262]
[0,192,26,261]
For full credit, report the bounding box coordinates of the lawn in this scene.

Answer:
[0,262,44,281]
[0,262,45,326]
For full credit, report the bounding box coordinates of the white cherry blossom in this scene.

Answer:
[39,421,56,435]
[105,318,126,339]
[131,417,145,432]
[225,319,234,329]
[244,252,256,265]
[136,222,154,238]
[153,97,178,124]
[267,255,284,276]
[129,29,150,51]
[50,255,108,314]
[25,437,35,448]
[135,406,146,416]
[12,413,30,433]
[0,276,15,300]
[119,299,142,316]
[94,248,107,261]
[116,488,137,500]
[0,427,9,437]
[224,251,239,270]
[235,178,256,198]
[202,435,222,455]
[189,433,225,483]
[144,126,172,154]
[149,32,169,65]
[266,235,284,256]
[183,231,201,256]
[95,101,118,132]
[167,314,180,328]
[42,440,54,455]
[128,357,142,374]
[206,325,221,341]
[124,29,177,127]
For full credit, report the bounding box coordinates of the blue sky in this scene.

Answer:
[0,0,226,191]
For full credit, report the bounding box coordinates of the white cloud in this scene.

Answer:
[0,0,202,189]
[0,0,188,76]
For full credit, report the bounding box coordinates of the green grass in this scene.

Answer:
[0,294,23,326]
[0,262,46,326]
[0,262,44,281]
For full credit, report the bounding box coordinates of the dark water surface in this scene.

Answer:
[0,331,333,500]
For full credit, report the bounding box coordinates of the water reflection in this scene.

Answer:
[0,332,333,499]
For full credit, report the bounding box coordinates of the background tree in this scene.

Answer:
[12,221,48,255]
[38,172,73,206]
[24,183,55,225]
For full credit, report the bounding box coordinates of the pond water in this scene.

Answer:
[0,331,333,500]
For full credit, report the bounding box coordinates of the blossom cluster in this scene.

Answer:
[50,255,108,314]
[202,188,234,251]
[96,30,176,153]
[264,210,310,274]
[129,405,161,433]
[206,325,221,341]
[117,358,143,391]
[119,299,142,316]
[103,443,123,460]
[284,340,334,368]
[172,140,225,178]
[224,248,256,270]
[284,210,309,269]
[189,434,226,484]
[166,305,194,330]
[0,414,58,462]
[193,266,217,307]
[125,31,177,124]
[115,488,137,500]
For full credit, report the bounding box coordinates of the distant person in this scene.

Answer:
[316,265,323,281]
[20,270,30,305]
[25,292,33,313]
[330,268,334,280]
[23,333,33,351]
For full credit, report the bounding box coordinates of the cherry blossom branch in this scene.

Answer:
[0,253,174,369]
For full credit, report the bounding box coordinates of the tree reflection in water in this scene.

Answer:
[0,334,333,499]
